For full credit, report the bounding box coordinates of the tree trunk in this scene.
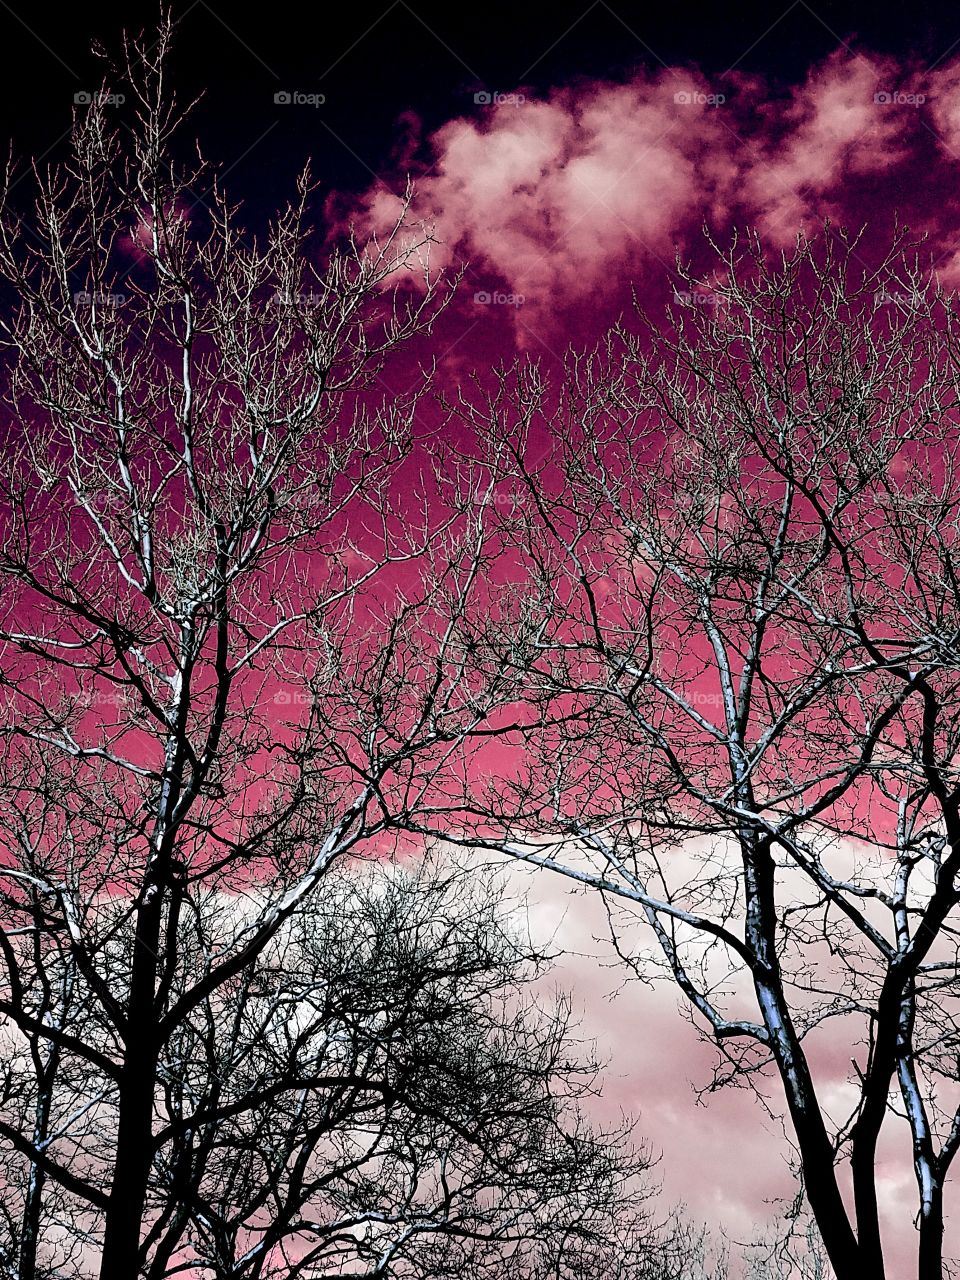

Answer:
[19,1152,45,1280]
[918,1182,944,1280]
[19,1059,55,1280]
[850,1138,885,1280]
[99,889,163,1280]
[745,837,863,1280]
[756,974,863,1280]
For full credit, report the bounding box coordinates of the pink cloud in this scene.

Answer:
[355,49,960,328]
[927,60,960,159]
[741,50,910,240]
[362,71,737,313]
[513,850,960,1274]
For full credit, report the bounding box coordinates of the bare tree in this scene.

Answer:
[175,856,688,1280]
[743,1208,835,1280]
[0,16,546,1278]
[426,229,960,1280]
[1,841,683,1279]
[9,15,952,1279]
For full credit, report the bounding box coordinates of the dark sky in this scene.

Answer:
[1,0,959,205]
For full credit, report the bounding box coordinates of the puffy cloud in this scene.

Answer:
[927,59,960,159]
[503,844,959,1273]
[355,49,959,325]
[362,71,738,313]
[741,50,910,240]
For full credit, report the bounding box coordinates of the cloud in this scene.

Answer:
[741,50,910,241]
[361,70,738,314]
[480,839,960,1273]
[355,48,960,326]
[928,59,960,159]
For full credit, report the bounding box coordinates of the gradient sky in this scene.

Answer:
[4,0,960,1269]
